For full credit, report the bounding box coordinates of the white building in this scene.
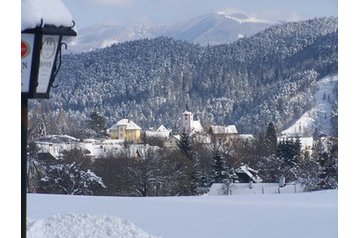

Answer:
[209,125,239,146]
[145,125,172,139]
[182,111,203,133]
[163,135,181,149]
[108,119,142,143]
[277,136,314,157]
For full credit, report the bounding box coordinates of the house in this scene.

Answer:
[209,125,239,146]
[108,119,142,144]
[163,135,181,149]
[208,165,307,196]
[191,132,212,144]
[277,135,314,157]
[145,125,171,139]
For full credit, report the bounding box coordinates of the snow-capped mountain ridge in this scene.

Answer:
[68,24,155,53]
[67,11,274,53]
[216,11,271,24]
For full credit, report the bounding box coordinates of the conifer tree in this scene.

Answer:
[176,130,193,160]
[317,137,338,189]
[264,122,277,156]
[276,137,301,181]
[86,111,106,137]
[211,144,228,183]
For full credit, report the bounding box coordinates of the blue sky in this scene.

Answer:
[62,0,337,29]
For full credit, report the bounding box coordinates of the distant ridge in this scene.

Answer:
[67,11,274,53]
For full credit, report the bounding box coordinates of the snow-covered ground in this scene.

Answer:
[282,74,338,136]
[28,190,337,238]
[35,136,160,159]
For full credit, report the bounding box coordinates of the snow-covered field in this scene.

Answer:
[27,190,337,238]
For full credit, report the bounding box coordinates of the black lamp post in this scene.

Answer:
[21,21,76,237]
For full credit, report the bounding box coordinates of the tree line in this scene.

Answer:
[28,123,337,197]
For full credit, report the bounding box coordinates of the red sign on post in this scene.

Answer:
[21,41,30,58]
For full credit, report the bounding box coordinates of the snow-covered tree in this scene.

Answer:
[128,149,159,197]
[256,155,282,183]
[210,144,228,183]
[316,137,338,189]
[40,162,106,195]
[86,111,107,138]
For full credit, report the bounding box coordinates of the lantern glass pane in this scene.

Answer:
[36,35,60,94]
[21,33,35,93]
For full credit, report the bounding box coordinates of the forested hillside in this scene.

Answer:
[30,17,338,136]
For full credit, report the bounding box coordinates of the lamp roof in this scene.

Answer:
[22,0,76,32]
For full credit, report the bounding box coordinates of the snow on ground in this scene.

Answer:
[35,136,160,159]
[282,74,338,136]
[27,214,159,238]
[28,190,337,238]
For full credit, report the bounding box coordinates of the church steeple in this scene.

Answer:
[182,110,193,133]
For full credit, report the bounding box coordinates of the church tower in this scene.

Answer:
[182,111,193,133]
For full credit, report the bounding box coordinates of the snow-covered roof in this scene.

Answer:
[146,131,171,139]
[235,165,262,183]
[169,135,180,141]
[182,111,193,115]
[277,136,314,148]
[34,135,80,143]
[22,0,76,31]
[192,121,203,131]
[238,134,254,140]
[156,125,169,132]
[109,119,141,130]
[210,125,238,134]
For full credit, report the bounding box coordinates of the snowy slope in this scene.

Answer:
[68,11,274,53]
[281,74,338,136]
[28,190,337,238]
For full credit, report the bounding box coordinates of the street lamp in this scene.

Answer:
[21,20,76,238]
[21,21,76,98]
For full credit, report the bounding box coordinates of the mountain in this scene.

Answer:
[67,24,155,53]
[160,11,274,45]
[31,17,338,137]
[67,11,274,53]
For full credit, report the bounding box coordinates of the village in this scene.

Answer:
[34,110,314,161]
[30,110,323,196]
